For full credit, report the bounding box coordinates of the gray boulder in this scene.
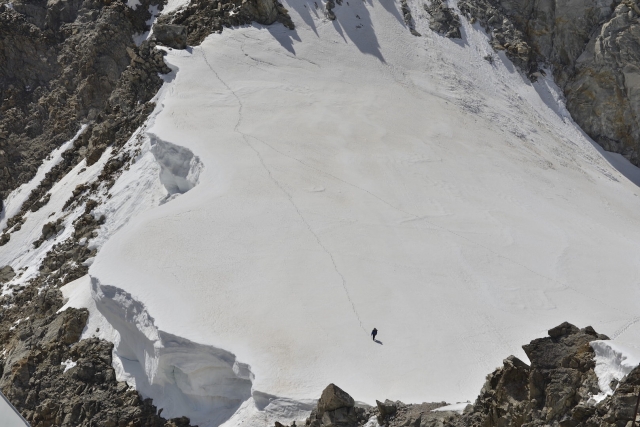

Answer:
[243,0,279,25]
[153,24,188,49]
[0,265,15,283]
[304,384,366,427]
[376,399,397,418]
[318,384,355,414]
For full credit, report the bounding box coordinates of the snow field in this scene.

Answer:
[591,340,640,402]
[89,0,640,419]
[5,0,640,425]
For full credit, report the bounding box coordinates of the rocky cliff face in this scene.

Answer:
[283,323,640,427]
[457,0,640,165]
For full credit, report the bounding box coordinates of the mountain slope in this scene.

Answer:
[85,0,640,420]
[2,0,640,425]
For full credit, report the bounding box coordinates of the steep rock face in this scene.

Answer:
[465,322,609,427]
[0,0,162,209]
[458,0,640,165]
[565,3,640,162]
[0,0,295,423]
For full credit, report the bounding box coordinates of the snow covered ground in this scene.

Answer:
[5,0,640,425]
[92,0,640,422]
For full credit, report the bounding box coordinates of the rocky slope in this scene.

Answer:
[0,0,296,424]
[455,0,640,165]
[284,323,639,427]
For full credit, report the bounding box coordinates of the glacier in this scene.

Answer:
[4,0,640,425]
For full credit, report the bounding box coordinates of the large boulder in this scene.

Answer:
[153,24,188,49]
[466,322,608,427]
[305,384,365,427]
[318,384,355,414]
[0,265,15,283]
[242,0,278,25]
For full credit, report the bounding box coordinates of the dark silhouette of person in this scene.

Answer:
[371,328,378,341]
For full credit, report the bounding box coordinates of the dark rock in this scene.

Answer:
[0,265,15,283]
[548,321,580,339]
[243,0,279,25]
[425,0,462,38]
[400,0,420,35]
[376,399,397,418]
[153,23,188,49]
[163,0,294,47]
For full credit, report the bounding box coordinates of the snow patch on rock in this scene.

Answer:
[590,340,640,402]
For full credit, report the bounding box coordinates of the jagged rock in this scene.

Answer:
[564,3,640,164]
[305,384,367,427]
[164,0,294,46]
[425,0,461,38]
[243,0,279,24]
[376,399,397,420]
[458,0,536,73]
[0,265,15,283]
[464,322,607,427]
[318,384,355,413]
[153,23,188,49]
[459,0,640,165]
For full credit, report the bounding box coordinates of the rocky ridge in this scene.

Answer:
[453,0,640,164]
[1,0,640,423]
[278,323,640,427]
[424,0,461,39]
[0,0,296,423]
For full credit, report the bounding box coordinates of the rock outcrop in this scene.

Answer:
[153,23,188,49]
[161,0,294,46]
[464,322,609,427]
[458,0,640,164]
[306,384,368,427]
[0,0,295,423]
[0,292,193,426]
[425,0,461,38]
[280,323,640,427]
[564,2,640,162]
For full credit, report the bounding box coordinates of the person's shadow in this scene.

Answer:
[374,340,383,345]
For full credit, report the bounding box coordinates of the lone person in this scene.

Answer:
[371,328,378,341]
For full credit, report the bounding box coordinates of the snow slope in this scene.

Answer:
[88,0,640,420]
[5,0,640,424]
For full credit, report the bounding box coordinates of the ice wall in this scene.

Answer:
[91,277,253,427]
